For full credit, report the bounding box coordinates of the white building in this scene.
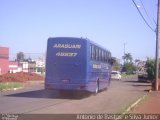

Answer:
[35,58,45,74]
[18,62,29,72]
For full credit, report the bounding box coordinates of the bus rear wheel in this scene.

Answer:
[95,80,99,94]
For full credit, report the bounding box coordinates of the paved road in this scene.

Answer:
[0,76,151,114]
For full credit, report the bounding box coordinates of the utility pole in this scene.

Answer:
[155,0,160,91]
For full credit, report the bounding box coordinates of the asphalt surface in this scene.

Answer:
[0,76,151,114]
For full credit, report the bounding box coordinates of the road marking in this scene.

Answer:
[123,94,147,114]
[115,94,147,120]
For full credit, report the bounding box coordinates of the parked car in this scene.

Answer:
[111,71,121,80]
[138,72,150,82]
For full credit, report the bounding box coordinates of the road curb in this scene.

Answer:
[122,94,147,114]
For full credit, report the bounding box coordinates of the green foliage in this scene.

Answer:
[145,59,155,80]
[122,63,136,74]
[122,53,133,63]
[122,53,136,74]
[111,57,121,71]
[0,82,23,91]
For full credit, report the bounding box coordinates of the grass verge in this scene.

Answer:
[121,74,137,79]
[115,95,147,114]
[0,82,23,91]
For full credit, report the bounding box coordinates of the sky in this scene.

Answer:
[0,0,157,62]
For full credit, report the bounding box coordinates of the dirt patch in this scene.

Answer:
[131,92,160,114]
[0,72,44,82]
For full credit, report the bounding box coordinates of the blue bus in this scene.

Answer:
[45,37,112,93]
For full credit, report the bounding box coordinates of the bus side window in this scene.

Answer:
[106,52,109,63]
[104,51,107,63]
[93,45,96,60]
[95,47,99,61]
[104,50,106,63]
[90,45,93,60]
[108,52,110,63]
[91,45,94,60]
[90,44,111,63]
[90,44,96,61]
[99,48,102,61]
[102,50,105,62]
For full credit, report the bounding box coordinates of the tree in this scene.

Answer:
[122,53,136,74]
[111,57,121,71]
[145,58,156,80]
[122,53,133,63]
[17,52,25,62]
[122,62,136,74]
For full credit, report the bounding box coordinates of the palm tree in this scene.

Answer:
[122,53,133,63]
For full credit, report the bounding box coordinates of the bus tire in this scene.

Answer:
[95,80,99,94]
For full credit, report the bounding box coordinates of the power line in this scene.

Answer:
[153,18,157,25]
[139,0,156,27]
[131,0,156,32]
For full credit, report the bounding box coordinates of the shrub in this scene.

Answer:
[122,63,136,74]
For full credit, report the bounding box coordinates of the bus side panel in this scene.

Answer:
[88,62,111,91]
[86,42,111,92]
